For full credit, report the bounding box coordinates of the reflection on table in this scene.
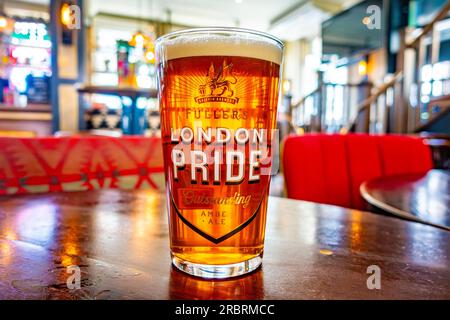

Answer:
[1,189,449,299]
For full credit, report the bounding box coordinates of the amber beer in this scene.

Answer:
[155,28,283,278]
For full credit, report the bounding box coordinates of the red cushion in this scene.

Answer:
[283,134,325,202]
[345,135,383,209]
[283,134,433,210]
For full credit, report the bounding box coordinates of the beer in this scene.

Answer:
[155,28,283,278]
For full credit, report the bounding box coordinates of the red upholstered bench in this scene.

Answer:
[0,136,164,195]
[282,134,433,210]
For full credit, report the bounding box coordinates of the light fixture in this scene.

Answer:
[0,16,7,29]
[235,0,243,4]
[129,31,149,48]
[144,39,156,63]
[358,60,367,76]
[145,49,155,63]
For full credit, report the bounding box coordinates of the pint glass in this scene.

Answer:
[155,28,283,278]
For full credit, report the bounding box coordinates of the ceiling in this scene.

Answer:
[7,0,360,40]
[87,0,301,31]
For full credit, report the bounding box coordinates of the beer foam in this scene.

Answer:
[156,29,283,65]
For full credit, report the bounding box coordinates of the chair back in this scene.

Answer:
[283,134,433,209]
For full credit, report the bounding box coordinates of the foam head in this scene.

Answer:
[156,28,284,65]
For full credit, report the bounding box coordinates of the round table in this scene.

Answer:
[0,189,449,299]
[361,169,450,231]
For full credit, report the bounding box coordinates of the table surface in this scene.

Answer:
[0,189,449,300]
[361,169,450,231]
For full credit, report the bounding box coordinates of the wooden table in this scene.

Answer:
[77,85,158,135]
[0,189,449,300]
[361,170,450,231]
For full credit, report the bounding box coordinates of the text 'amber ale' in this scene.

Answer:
[156,28,283,278]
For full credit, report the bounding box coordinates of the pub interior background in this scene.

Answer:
[1,0,449,184]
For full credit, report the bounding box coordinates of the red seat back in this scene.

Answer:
[0,136,164,195]
[282,134,433,210]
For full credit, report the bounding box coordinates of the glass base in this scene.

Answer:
[171,253,263,279]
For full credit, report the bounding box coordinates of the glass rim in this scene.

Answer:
[155,27,284,50]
